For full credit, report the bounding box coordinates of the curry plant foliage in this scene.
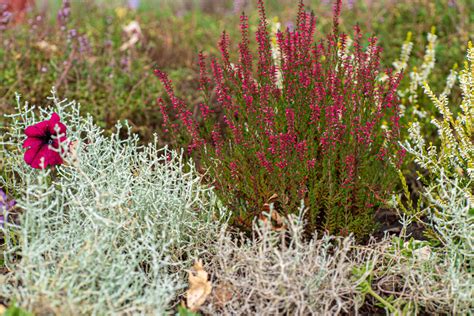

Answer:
[0,90,226,314]
[403,42,473,206]
[396,44,474,313]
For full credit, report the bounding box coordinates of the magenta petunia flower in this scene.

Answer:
[22,113,68,169]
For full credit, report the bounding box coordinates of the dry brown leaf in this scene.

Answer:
[267,193,279,203]
[258,208,287,232]
[186,260,212,312]
[270,211,286,231]
[214,281,233,307]
[259,194,287,231]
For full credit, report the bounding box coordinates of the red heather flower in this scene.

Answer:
[22,113,68,169]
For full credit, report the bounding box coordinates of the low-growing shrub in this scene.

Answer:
[391,43,474,313]
[196,206,471,314]
[0,90,227,314]
[402,41,473,215]
[155,0,404,238]
[379,176,473,314]
[200,210,385,315]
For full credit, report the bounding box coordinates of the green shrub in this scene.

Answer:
[156,0,404,239]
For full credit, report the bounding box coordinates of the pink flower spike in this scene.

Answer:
[22,113,68,169]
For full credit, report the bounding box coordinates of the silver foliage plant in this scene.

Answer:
[201,206,472,315]
[0,90,227,315]
[201,207,381,315]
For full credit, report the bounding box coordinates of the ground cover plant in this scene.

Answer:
[0,0,473,315]
[1,90,226,314]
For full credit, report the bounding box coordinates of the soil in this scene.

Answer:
[373,207,427,241]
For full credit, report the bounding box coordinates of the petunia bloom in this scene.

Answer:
[0,188,16,227]
[23,113,68,169]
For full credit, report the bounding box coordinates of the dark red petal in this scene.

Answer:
[29,146,48,169]
[51,136,68,148]
[43,147,63,167]
[28,145,62,169]
[24,145,44,167]
[48,115,67,135]
[24,120,49,137]
[49,113,60,126]
[22,137,43,149]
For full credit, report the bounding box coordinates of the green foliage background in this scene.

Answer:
[1,0,472,142]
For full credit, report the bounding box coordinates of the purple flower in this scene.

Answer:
[128,0,140,10]
[57,0,71,25]
[0,189,16,227]
[67,28,77,40]
[0,4,12,30]
[285,21,295,32]
[78,35,91,54]
[120,56,130,71]
[233,0,247,14]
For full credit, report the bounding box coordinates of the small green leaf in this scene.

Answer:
[176,305,200,316]
[3,303,34,316]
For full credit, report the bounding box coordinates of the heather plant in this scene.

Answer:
[393,29,439,118]
[0,90,227,314]
[155,0,404,238]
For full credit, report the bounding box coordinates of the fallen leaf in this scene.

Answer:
[214,281,233,307]
[258,208,287,231]
[259,193,287,231]
[186,260,212,312]
[267,193,279,203]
